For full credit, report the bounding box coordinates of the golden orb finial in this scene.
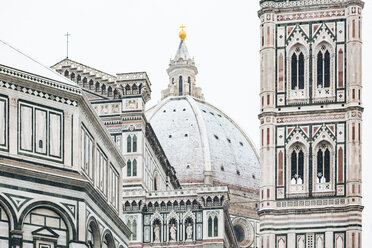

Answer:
[179,24,186,41]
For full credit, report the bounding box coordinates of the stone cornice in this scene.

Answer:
[258,0,364,16]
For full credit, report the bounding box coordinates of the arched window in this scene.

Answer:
[133,135,137,152]
[133,159,137,177]
[316,46,331,88]
[108,87,112,97]
[70,72,75,81]
[127,160,132,177]
[64,70,69,77]
[132,84,138,94]
[316,146,331,183]
[208,217,213,237]
[291,146,304,184]
[125,84,131,95]
[102,84,106,94]
[127,136,132,153]
[83,77,88,87]
[179,76,183,96]
[114,89,119,99]
[89,79,94,90]
[213,216,218,237]
[77,74,81,84]
[154,176,158,191]
[188,76,191,94]
[291,50,305,90]
[87,220,100,247]
[132,220,137,240]
[95,82,100,92]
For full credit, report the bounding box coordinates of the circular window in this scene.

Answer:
[233,225,245,243]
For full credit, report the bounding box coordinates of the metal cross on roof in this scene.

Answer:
[179,24,186,30]
[64,32,71,58]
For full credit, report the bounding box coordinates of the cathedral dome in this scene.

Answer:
[146,95,260,192]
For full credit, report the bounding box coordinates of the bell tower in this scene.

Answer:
[258,1,364,247]
[162,25,204,100]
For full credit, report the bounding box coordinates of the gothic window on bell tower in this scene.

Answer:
[314,142,334,193]
[291,148,304,185]
[291,51,305,90]
[313,42,334,100]
[287,44,308,103]
[287,142,308,196]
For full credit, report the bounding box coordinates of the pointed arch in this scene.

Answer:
[208,217,213,237]
[127,135,132,153]
[127,160,132,177]
[213,216,218,236]
[89,79,94,90]
[133,159,137,177]
[95,82,100,92]
[133,135,137,152]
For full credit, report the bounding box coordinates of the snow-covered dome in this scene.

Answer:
[146,95,260,192]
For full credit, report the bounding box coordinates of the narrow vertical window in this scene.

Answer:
[291,53,298,90]
[179,75,183,96]
[133,220,137,240]
[338,147,344,183]
[358,90,361,101]
[358,123,361,142]
[278,151,284,186]
[298,53,305,89]
[133,135,137,152]
[133,159,137,177]
[352,233,355,248]
[267,95,270,105]
[317,147,330,183]
[127,160,132,177]
[262,96,264,107]
[213,216,218,237]
[266,189,270,198]
[291,147,304,184]
[324,51,330,88]
[127,135,132,153]
[188,76,191,94]
[267,128,270,145]
[358,233,361,248]
[353,89,356,99]
[261,28,264,47]
[338,49,344,88]
[278,53,284,91]
[208,217,213,237]
[317,51,323,88]
[352,123,356,141]
[267,27,270,46]
[261,129,264,147]
[352,19,356,38]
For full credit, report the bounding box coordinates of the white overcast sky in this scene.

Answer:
[2,0,371,244]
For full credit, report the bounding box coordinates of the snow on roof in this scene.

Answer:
[0,39,75,86]
[147,96,260,191]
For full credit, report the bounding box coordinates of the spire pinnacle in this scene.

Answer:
[179,24,186,41]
